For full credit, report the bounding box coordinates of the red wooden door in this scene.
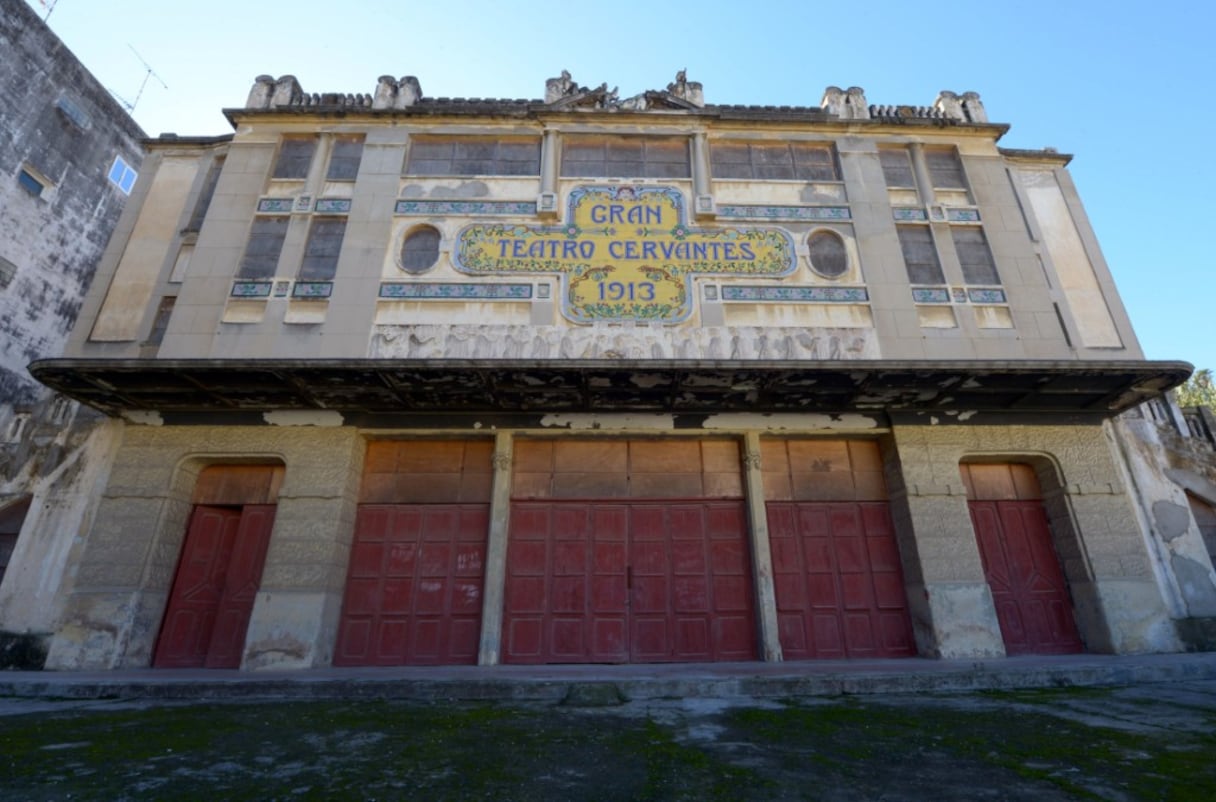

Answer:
[503,500,757,664]
[154,504,275,669]
[335,504,488,666]
[970,500,1083,655]
[768,501,915,660]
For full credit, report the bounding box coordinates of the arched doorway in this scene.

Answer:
[962,462,1083,655]
[153,464,283,668]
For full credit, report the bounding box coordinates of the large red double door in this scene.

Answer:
[503,500,757,664]
[153,504,276,669]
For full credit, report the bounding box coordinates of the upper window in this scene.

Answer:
[107,156,137,194]
[806,230,849,278]
[925,148,967,190]
[185,157,224,233]
[272,138,317,180]
[299,218,347,280]
[561,136,690,179]
[400,226,441,274]
[711,142,839,181]
[879,149,916,189]
[406,138,540,176]
[238,217,290,278]
[17,168,46,198]
[952,227,999,284]
[896,225,944,284]
[326,136,364,181]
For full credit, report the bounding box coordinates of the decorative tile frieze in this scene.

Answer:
[256,198,294,213]
[231,280,273,298]
[893,207,928,221]
[946,208,981,222]
[394,199,538,216]
[721,285,869,303]
[314,198,352,213]
[911,286,1007,304]
[911,287,950,303]
[292,281,334,299]
[378,282,534,300]
[716,204,851,221]
[967,287,1006,304]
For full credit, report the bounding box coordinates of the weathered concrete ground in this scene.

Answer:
[3,680,1215,800]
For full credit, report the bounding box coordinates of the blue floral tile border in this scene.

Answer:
[721,285,869,303]
[394,200,538,216]
[256,198,294,214]
[912,286,1006,304]
[946,208,981,222]
[314,198,352,213]
[231,280,273,298]
[379,282,534,300]
[893,207,928,221]
[716,205,851,221]
[292,281,333,299]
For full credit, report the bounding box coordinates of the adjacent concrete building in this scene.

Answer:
[0,0,144,666]
[23,70,1208,671]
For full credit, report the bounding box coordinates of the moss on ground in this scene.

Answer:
[1,689,1214,800]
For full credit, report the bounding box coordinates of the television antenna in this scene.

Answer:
[118,45,168,114]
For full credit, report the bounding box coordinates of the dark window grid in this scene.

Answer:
[712,143,839,182]
[185,158,224,232]
[952,226,1000,284]
[879,150,916,189]
[401,227,441,273]
[273,139,317,180]
[561,138,690,178]
[238,217,290,278]
[146,297,176,346]
[326,138,364,181]
[897,226,945,285]
[406,139,540,176]
[925,149,968,190]
[299,218,348,280]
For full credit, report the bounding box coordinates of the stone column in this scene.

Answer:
[478,431,514,665]
[885,427,1005,658]
[742,432,783,662]
[538,130,559,218]
[691,132,714,219]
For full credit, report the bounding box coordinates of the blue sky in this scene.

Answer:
[29,0,1214,371]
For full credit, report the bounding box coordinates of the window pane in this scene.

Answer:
[897,226,944,284]
[326,137,363,181]
[561,136,689,178]
[753,144,795,180]
[186,157,224,231]
[880,149,916,188]
[792,144,839,181]
[238,217,289,278]
[147,296,176,346]
[273,139,316,179]
[406,138,540,176]
[299,218,347,280]
[926,149,967,190]
[952,227,999,284]
[17,170,44,197]
[808,230,849,278]
[401,227,440,273]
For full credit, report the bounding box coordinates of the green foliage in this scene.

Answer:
[1176,368,1216,407]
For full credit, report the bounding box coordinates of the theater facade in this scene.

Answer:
[28,72,1191,670]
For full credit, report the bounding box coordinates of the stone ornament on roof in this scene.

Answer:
[544,70,704,111]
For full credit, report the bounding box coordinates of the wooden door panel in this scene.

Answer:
[769,501,916,660]
[334,503,488,666]
[503,500,755,664]
[969,499,1082,655]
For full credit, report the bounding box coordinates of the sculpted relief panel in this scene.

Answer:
[371,324,876,361]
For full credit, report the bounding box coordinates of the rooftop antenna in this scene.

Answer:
[121,45,168,113]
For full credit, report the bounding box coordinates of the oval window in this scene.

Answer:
[400,226,440,274]
[807,229,848,278]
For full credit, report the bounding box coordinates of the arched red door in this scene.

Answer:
[963,463,1083,655]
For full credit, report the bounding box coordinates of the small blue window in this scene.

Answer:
[108,156,137,195]
[17,169,45,197]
